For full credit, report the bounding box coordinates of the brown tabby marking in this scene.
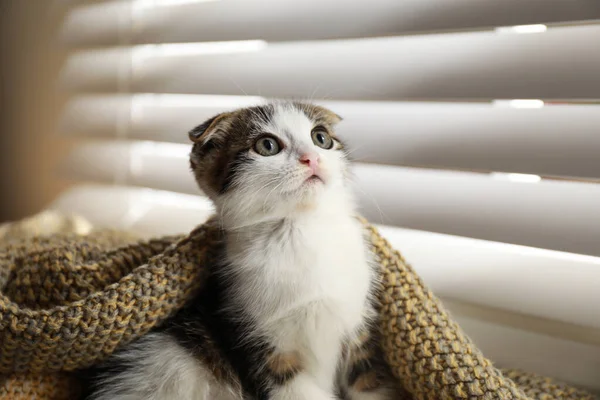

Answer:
[266,351,303,384]
[352,371,381,392]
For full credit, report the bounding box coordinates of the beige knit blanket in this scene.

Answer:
[0,211,596,400]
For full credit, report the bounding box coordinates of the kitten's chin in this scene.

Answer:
[290,177,336,211]
[302,175,326,192]
[297,176,326,196]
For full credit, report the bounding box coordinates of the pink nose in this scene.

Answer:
[299,153,320,171]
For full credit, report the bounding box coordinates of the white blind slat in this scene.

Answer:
[50,185,214,235]
[61,0,600,45]
[355,164,600,257]
[379,226,600,332]
[60,142,600,256]
[60,141,194,195]
[62,25,600,99]
[62,95,600,180]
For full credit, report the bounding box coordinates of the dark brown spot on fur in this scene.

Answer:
[189,112,233,143]
[219,150,250,194]
[352,371,381,392]
[266,351,303,385]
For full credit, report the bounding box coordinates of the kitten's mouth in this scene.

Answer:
[305,174,324,184]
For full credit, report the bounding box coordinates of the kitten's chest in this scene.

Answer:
[230,217,373,334]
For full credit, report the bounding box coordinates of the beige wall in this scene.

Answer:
[0,0,72,222]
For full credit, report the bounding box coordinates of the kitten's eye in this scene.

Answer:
[311,129,334,150]
[254,136,281,156]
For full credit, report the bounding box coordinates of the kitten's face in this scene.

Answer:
[189,102,350,224]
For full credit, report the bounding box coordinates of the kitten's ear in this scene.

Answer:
[188,112,232,144]
[314,105,343,125]
[329,112,343,125]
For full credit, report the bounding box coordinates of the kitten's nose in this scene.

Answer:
[299,153,320,171]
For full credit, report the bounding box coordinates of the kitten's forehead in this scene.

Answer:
[258,103,313,140]
[227,102,339,141]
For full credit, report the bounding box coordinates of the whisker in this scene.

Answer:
[352,181,388,225]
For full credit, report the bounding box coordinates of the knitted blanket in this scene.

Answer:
[0,212,596,400]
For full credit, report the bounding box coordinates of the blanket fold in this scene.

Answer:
[0,212,596,400]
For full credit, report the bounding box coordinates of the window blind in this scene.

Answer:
[54,0,600,391]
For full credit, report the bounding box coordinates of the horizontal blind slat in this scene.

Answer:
[355,164,600,257]
[62,25,600,99]
[60,142,600,256]
[61,0,600,46]
[62,95,600,179]
[378,226,600,333]
[60,141,196,195]
[50,184,214,235]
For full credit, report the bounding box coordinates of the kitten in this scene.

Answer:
[85,102,396,400]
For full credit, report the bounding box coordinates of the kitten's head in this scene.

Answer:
[189,102,352,226]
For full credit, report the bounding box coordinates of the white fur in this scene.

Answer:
[90,333,240,400]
